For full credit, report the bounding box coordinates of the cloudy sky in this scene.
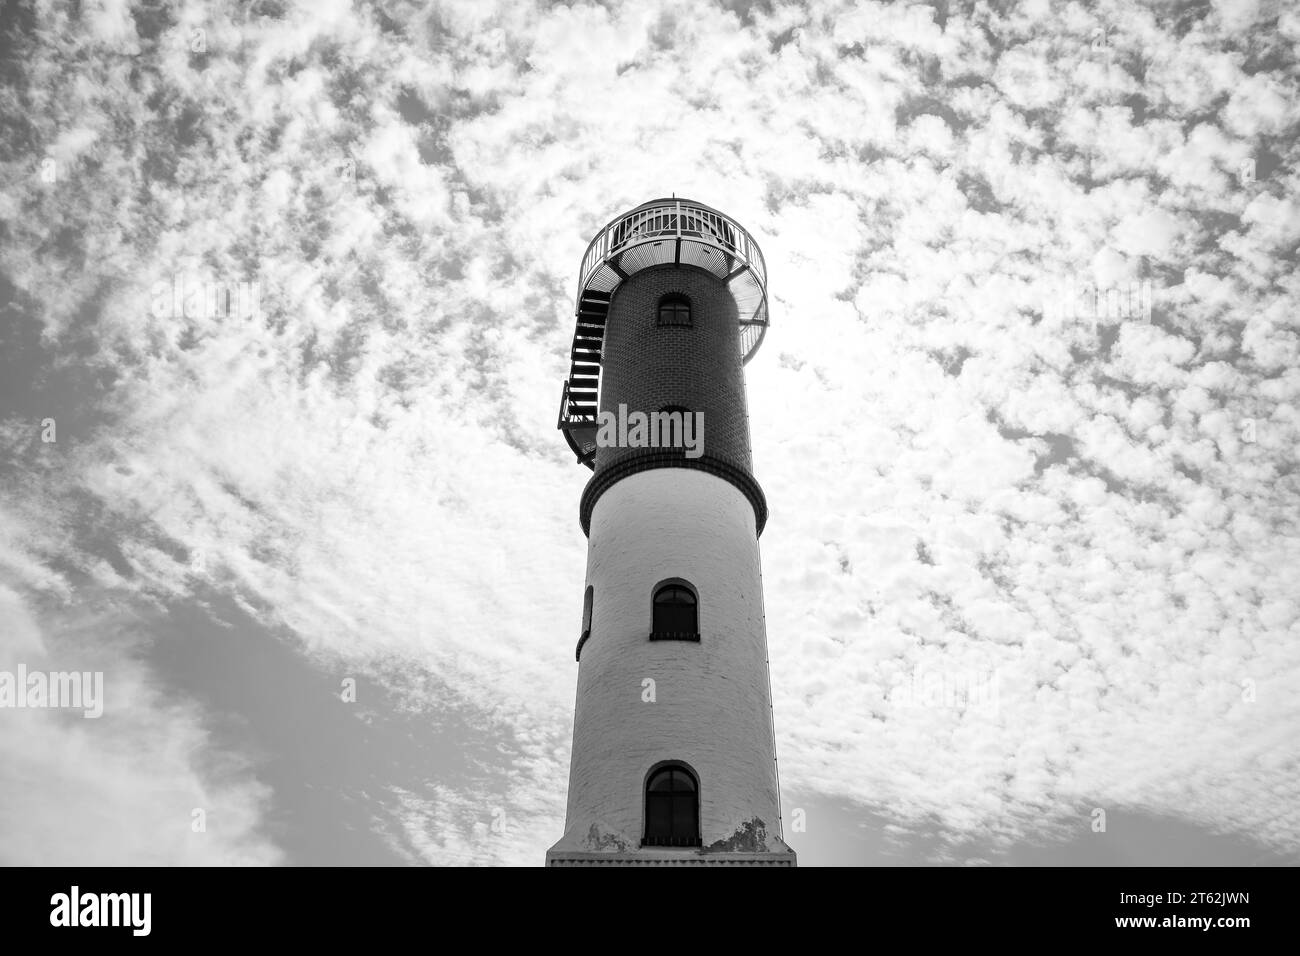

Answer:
[1,0,1298,866]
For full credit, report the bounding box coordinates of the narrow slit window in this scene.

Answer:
[576,585,594,661]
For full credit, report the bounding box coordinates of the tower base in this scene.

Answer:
[546,847,796,867]
[546,823,797,867]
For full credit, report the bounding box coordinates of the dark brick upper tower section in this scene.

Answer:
[580,264,765,534]
[557,198,771,535]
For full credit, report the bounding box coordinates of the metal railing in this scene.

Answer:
[576,198,768,313]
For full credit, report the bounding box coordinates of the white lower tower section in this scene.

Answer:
[546,469,795,865]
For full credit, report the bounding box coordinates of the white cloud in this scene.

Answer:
[0,581,280,866]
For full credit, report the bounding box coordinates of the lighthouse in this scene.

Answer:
[547,198,796,866]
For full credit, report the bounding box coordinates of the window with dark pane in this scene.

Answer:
[576,585,594,662]
[656,293,691,327]
[651,583,698,641]
[643,765,700,847]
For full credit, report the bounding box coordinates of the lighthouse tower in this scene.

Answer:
[547,199,796,866]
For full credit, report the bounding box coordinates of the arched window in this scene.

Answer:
[651,581,698,641]
[657,293,691,327]
[575,585,594,662]
[643,764,701,847]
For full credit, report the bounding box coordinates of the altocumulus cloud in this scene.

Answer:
[0,0,1297,865]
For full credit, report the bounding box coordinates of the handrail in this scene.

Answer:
[575,198,767,312]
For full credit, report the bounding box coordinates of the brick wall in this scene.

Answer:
[583,264,765,532]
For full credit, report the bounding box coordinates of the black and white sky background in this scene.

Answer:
[1,0,1298,866]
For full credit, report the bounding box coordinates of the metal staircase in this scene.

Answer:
[557,289,611,468]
